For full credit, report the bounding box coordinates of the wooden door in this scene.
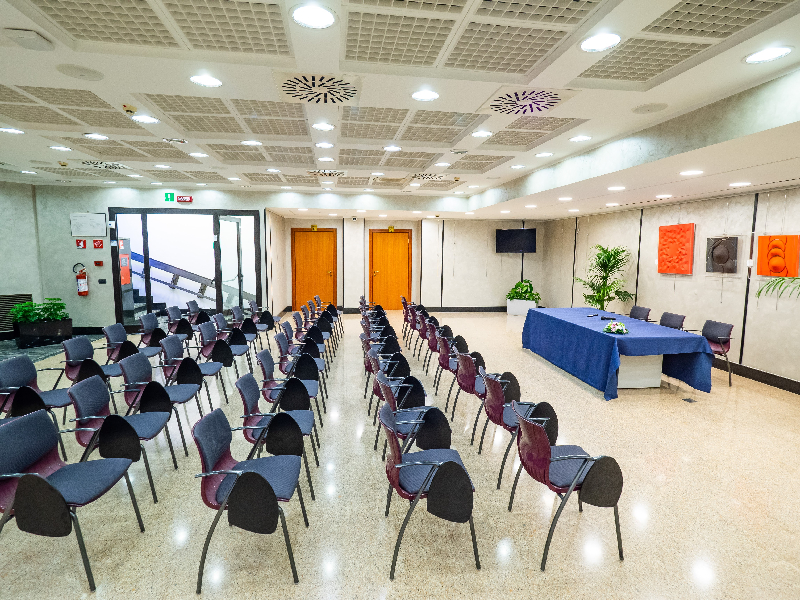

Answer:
[291,228,337,310]
[369,229,411,310]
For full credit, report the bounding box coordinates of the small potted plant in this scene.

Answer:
[10,298,72,349]
[506,279,541,315]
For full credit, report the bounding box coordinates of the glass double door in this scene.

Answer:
[111,209,259,325]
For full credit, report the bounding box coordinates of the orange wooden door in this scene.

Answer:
[291,229,336,310]
[369,229,411,310]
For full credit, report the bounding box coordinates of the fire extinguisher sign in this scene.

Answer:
[76,239,87,249]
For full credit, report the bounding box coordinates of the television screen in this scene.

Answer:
[496,228,536,253]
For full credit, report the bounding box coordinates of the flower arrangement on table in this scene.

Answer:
[603,321,629,335]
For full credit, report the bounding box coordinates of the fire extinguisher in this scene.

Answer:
[74,263,89,296]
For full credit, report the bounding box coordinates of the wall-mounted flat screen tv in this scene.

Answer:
[496,228,536,253]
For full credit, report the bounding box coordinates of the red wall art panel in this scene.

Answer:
[757,235,799,277]
[658,223,695,274]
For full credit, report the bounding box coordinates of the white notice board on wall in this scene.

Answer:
[70,213,107,237]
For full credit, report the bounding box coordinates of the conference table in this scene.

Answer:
[521,307,714,400]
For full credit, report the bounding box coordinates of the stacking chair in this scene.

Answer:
[67,375,177,503]
[702,320,735,386]
[248,300,279,351]
[380,404,479,580]
[119,352,202,418]
[137,313,168,349]
[0,355,71,459]
[197,321,245,381]
[316,296,343,337]
[508,401,624,570]
[304,325,331,370]
[374,373,431,455]
[61,336,123,413]
[659,312,686,330]
[365,349,409,416]
[0,409,144,591]
[193,409,307,592]
[165,306,192,342]
[0,385,46,422]
[433,335,457,396]
[186,299,201,324]
[212,313,253,374]
[102,323,161,363]
[446,352,487,422]
[275,333,327,408]
[628,306,651,321]
[280,321,304,356]
[421,320,440,374]
[231,306,260,352]
[160,334,226,408]
[317,311,337,355]
[469,369,519,445]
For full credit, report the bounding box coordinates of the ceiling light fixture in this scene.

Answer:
[357,209,366,213]
[328,213,337,216]
[365,189,374,192]
[312,122,335,131]
[500,210,510,213]
[656,194,672,199]
[465,212,474,215]
[189,152,208,158]
[383,145,401,152]
[20,170,37,174]
[298,208,308,211]
[103,181,116,184]
[281,186,292,189]
[84,133,108,140]
[510,164,525,169]
[127,174,143,178]
[190,74,222,87]
[50,146,72,151]
[131,115,159,124]
[196,183,206,186]
[241,140,262,146]
[745,47,792,64]
[558,197,572,201]
[471,130,492,138]
[0,127,24,134]
[680,170,703,176]
[410,183,421,187]
[468,185,480,188]
[581,33,621,52]
[154,164,171,169]
[315,142,334,148]
[434,162,451,167]
[379,214,387,217]
[371,172,384,176]
[318,157,334,162]
[606,202,619,207]
[535,152,553,157]
[608,186,625,191]
[323,188,332,191]
[454,191,465,194]
[228,177,240,181]
[292,5,335,29]
[570,135,591,142]
[267,168,281,173]
[730,182,752,187]
[412,89,439,102]
[151,182,162,185]
[568,209,579,212]
[413,211,421,214]
[426,215,436,218]
[322,181,334,184]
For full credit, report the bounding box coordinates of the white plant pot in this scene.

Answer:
[506,299,538,315]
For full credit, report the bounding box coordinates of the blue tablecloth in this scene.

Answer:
[522,308,714,400]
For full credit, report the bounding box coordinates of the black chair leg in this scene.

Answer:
[197,499,227,594]
[445,377,457,412]
[385,484,393,516]
[296,484,309,528]
[541,474,581,570]
[164,427,178,469]
[450,389,461,422]
[233,360,241,379]
[173,408,189,456]
[278,507,299,583]
[71,511,96,591]
[477,417,491,454]
[373,422,382,451]
[302,449,315,501]
[48,409,68,461]
[219,375,229,404]
[470,404,485,444]
[615,504,624,560]
[204,379,214,411]
[140,445,158,503]
[363,372,371,399]
[307,434,319,467]
[724,352,732,386]
[497,431,517,489]
[390,493,422,580]
[469,516,481,570]
[195,394,204,418]
[508,464,524,511]
[123,472,145,532]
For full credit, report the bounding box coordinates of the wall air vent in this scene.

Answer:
[276,73,360,105]
[480,86,578,115]
[308,169,346,177]
[80,161,130,170]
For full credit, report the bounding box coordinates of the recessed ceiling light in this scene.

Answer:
[322,181,334,184]
[154,164,171,169]
[558,197,572,201]
[454,191,465,194]
[510,164,525,169]
[298,208,308,211]
[20,170,36,174]
[196,183,206,186]
[323,188,332,191]
[84,133,108,140]
[241,140,262,146]
[50,146,71,151]
[730,182,752,187]
[241,185,251,188]
[371,172,384,176]
[318,157,334,162]
[606,202,619,207]
[127,174,143,178]
[680,170,703,176]
[315,142,334,148]
[328,213,337,216]
[410,183,421,187]
[535,152,553,157]
[267,168,281,173]
[151,182,162,185]
[471,130,492,138]
[569,135,591,142]
[434,162,451,167]
[568,209,579,212]
[412,89,439,101]
[365,188,374,192]
[525,205,536,208]
[312,122,335,131]
[190,74,222,87]
[189,152,208,158]
[745,47,792,64]
[131,115,159,124]
[384,145,401,152]
[292,5,335,29]
[379,214,387,217]
[468,185,480,188]
[656,194,672,199]
[357,209,366,213]
[426,215,436,218]
[103,181,116,184]
[608,186,625,191]
[0,127,24,134]
[163,138,187,144]
[465,212,474,215]
[228,177,240,181]
[581,33,621,52]
[413,211,421,213]
[500,210,510,213]
[281,186,292,189]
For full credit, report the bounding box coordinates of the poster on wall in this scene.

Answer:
[706,237,738,273]
[757,235,799,277]
[70,213,107,237]
[658,223,695,274]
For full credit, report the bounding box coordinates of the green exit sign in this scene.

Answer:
[165,192,175,202]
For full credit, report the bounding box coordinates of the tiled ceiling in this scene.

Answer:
[347,0,467,13]
[446,154,511,172]
[579,38,713,81]
[345,13,456,66]
[643,0,793,38]
[244,172,283,183]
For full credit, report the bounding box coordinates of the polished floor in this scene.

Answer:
[2,311,799,599]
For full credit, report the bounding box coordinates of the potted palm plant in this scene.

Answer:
[575,245,634,311]
[10,298,72,349]
[506,279,541,315]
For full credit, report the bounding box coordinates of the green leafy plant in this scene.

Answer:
[9,298,69,323]
[575,245,634,311]
[756,277,800,299]
[506,279,541,304]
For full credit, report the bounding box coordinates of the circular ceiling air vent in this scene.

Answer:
[281,75,358,104]
[489,90,562,115]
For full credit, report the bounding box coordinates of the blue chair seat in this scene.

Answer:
[125,412,170,440]
[244,333,257,343]
[448,358,457,371]
[548,445,591,488]
[216,455,301,503]
[199,362,222,376]
[501,404,518,428]
[298,380,319,398]
[140,347,161,358]
[397,449,467,495]
[230,345,249,356]
[253,410,315,437]
[394,407,433,436]
[313,358,325,371]
[321,332,330,341]
[166,383,200,404]
[100,363,122,378]
[255,323,269,332]
[47,458,133,506]
[176,333,188,343]
[39,388,71,409]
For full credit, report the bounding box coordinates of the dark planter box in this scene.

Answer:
[16,319,73,349]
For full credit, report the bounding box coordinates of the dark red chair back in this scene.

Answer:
[456,353,476,395]
[514,400,552,488]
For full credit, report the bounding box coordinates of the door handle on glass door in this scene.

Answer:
[328,271,332,276]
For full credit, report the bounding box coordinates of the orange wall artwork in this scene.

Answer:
[757,235,799,277]
[658,223,695,274]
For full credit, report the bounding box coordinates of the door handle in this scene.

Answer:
[328,271,332,276]
[374,271,379,275]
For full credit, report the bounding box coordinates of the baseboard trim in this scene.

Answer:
[73,327,105,335]
[0,331,15,341]
[427,306,508,313]
[712,357,800,395]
